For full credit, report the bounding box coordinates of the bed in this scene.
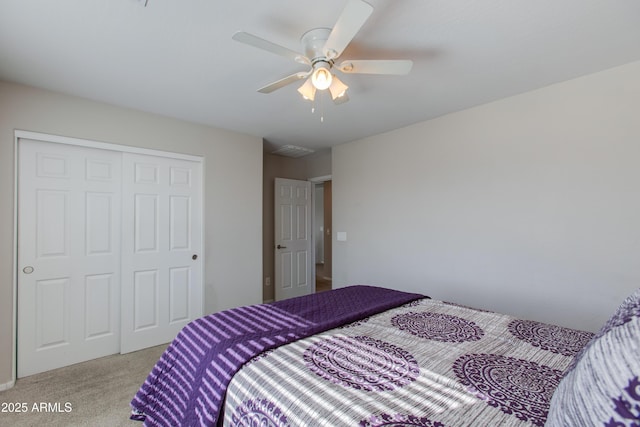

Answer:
[131,285,640,427]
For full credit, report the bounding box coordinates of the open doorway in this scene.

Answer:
[314,180,332,293]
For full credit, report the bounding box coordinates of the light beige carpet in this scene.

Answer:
[0,344,167,427]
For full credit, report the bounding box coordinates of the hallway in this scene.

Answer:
[316,263,332,293]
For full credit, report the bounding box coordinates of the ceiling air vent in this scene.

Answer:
[271,145,315,158]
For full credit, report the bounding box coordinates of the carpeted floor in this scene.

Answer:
[316,263,332,293]
[0,344,167,427]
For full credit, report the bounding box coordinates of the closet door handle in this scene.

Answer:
[277,245,287,249]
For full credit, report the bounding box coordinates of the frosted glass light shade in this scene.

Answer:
[311,63,332,90]
[297,78,316,101]
[329,75,348,100]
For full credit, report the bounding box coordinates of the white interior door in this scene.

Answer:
[275,178,312,301]
[120,153,203,353]
[18,139,122,377]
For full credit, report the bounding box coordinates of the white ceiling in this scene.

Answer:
[1,0,639,153]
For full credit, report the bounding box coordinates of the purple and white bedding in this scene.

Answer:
[222,297,593,427]
[132,285,640,427]
[130,285,422,426]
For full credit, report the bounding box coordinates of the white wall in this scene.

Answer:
[332,61,640,333]
[0,81,263,387]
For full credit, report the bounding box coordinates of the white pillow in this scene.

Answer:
[545,288,640,427]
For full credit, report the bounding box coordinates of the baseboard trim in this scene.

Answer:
[0,380,15,391]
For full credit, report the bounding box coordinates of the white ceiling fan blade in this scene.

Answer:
[323,0,373,60]
[337,60,413,75]
[233,31,308,63]
[257,71,310,93]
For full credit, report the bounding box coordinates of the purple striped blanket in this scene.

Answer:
[130,285,423,426]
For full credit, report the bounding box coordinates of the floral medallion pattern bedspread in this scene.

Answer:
[130,286,422,426]
[223,298,594,427]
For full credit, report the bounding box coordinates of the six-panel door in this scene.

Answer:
[120,153,203,353]
[274,178,312,301]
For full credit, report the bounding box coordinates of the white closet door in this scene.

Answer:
[18,140,122,377]
[120,153,203,353]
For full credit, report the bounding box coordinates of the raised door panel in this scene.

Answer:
[280,252,293,290]
[84,274,114,340]
[35,278,69,350]
[170,196,191,251]
[280,203,293,242]
[169,267,190,323]
[135,162,160,185]
[36,190,69,258]
[37,153,69,178]
[85,193,114,256]
[296,251,308,287]
[86,158,114,181]
[133,270,159,331]
[135,194,159,253]
[170,167,191,186]
[296,203,308,240]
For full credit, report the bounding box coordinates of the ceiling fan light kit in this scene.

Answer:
[328,75,348,100]
[232,0,412,108]
[297,78,317,101]
[311,62,333,90]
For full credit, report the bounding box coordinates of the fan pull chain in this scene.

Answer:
[308,92,325,123]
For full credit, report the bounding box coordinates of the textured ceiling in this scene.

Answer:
[1,0,639,152]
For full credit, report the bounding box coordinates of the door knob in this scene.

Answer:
[23,266,34,274]
[277,244,287,249]
[192,254,198,260]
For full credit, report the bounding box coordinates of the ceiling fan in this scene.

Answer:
[232,0,413,105]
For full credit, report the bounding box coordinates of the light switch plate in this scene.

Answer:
[337,231,347,241]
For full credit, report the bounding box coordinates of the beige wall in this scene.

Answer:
[0,81,263,387]
[332,60,640,333]
[262,150,331,301]
[303,149,331,179]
